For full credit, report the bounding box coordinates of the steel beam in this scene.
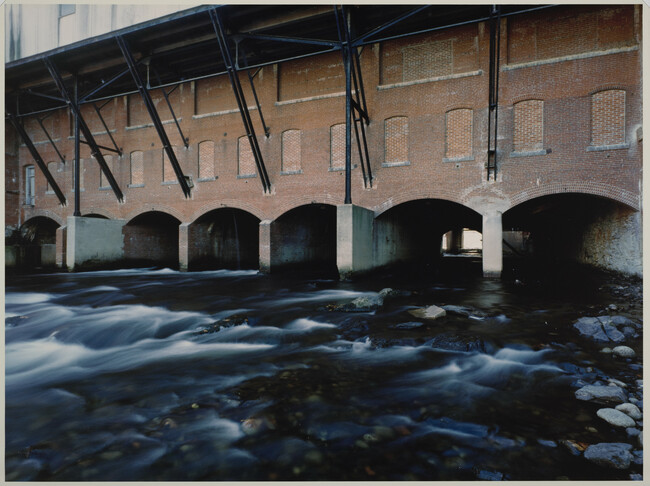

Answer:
[74,77,81,216]
[209,8,271,193]
[487,5,501,182]
[152,68,189,148]
[335,6,373,193]
[44,57,124,202]
[92,102,122,155]
[36,115,66,165]
[116,35,192,198]
[239,44,270,137]
[7,113,67,206]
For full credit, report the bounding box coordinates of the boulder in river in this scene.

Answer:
[584,442,633,469]
[597,408,637,428]
[408,305,446,320]
[573,315,641,343]
[575,385,627,405]
[441,305,488,320]
[612,346,636,358]
[389,321,424,330]
[616,403,642,420]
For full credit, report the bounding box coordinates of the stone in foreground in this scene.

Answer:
[408,305,446,320]
[612,346,636,358]
[597,408,637,428]
[575,385,627,405]
[616,403,643,420]
[584,443,633,469]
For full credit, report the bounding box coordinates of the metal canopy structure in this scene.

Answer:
[6,4,554,200]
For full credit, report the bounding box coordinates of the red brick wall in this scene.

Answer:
[12,5,641,234]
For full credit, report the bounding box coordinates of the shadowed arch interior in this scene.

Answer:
[270,204,337,274]
[503,193,641,275]
[123,211,181,268]
[189,208,260,270]
[374,199,482,267]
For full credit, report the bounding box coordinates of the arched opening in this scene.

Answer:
[503,193,641,276]
[375,199,482,270]
[189,208,260,270]
[123,211,181,268]
[83,213,109,219]
[14,216,60,268]
[270,204,337,274]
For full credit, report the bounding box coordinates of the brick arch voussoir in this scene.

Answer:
[22,209,65,228]
[190,200,267,224]
[270,194,341,221]
[507,182,640,212]
[81,207,119,220]
[372,187,477,217]
[124,205,185,225]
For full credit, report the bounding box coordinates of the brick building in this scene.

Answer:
[5,4,642,277]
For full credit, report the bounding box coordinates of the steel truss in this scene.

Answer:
[7,113,67,206]
[117,35,192,198]
[44,57,124,203]
[209,7,272,194]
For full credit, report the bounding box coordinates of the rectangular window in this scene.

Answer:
[384,116,409,165]
[238,137,256,177]
[130,151,144,186]
[591,90,626,147]
[25,165,35,205]
[445,108,473,160]
[281,130,302,173]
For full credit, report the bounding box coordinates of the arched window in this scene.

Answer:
[238,136,256,177]
[445,109,473,160]
[591,89,625,147]
[281,130,301,173]
[198,141,215,180]
[513,100,544,153]
[384,116,409,165]
[130,151,144,186]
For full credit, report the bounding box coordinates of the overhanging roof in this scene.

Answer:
[6,4,555,118]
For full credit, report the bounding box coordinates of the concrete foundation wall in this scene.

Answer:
[578,206,642,276]
[67,216,126,270]
[337,204,374,278]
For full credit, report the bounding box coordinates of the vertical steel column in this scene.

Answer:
[44,57,124,202]
[116,35,192,198]
[487,5,501,182]
[6,113,67,206]
[209,8,272,193]
[74,76,81,216]
[344,38,352,204]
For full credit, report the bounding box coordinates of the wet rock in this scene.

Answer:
[584,443,633,469]
[575,385,627,405]
[616,403,642,420]
[573,318,609,342]
[603,324,626,343]
[630,473,643,480]
[537,439,558,448]
[622,326,639,338]
[560,439,586,456]
[389,321,424,330]
[408,305,446,320]
[195,314,250,335]
[378,288,411,299]
[632,450,643,465]
[476,470,503,480]
[340,295,383,312]
[626,427,641,437]
[613,346,636,358]
[607,378,627,388]
[441,305,488,320]
[597,408,637,428]
[601,347,613,354]
[425,334,487,352]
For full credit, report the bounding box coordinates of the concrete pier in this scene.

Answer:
[66,216,125,271]
[482,211,503,278]
[336,204,375,279]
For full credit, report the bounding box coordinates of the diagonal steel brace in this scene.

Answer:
[7,113,67,206]
[116,35,192,198]
[44,57,124,202]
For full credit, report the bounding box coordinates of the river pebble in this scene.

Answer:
[612,346,636,358]
[615,403,642,420]
[408,305,446,320]
[584,443,633,469]
[575,385,627,405]
[626,427,641,437]
[597,408,637,428]
[476,470,503,480]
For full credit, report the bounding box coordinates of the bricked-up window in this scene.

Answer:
[591,89,626,147]
[330,123,358,170]
[513,100,544,153]
[25,165,35,205]
[281,130,302,173]
[238,137,256,177]
[163,147,181,183]
[384,117,409,165]
[130,151,144,186]
[445,109,473,160]
[46,162,57,193]
[403,40,453,81]
[198,141,215,180]
[99,155,113,189]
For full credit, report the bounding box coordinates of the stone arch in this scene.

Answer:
[269,194,341,221]
[190,200,266,224]
[124,205,185,225]
[372,188,478,217]
[81,207,119,220]
[123,210,182,268]
[23,209,65,227]
[507,182,640,212]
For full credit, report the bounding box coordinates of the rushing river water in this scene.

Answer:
[5,259,643,481]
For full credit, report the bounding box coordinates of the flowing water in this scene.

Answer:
[5,260,643,481]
